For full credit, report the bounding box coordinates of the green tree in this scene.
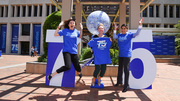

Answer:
[175,20,180,55]
[174,20,180,30]
[38,11,62,62]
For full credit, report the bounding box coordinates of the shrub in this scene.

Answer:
[38,54,47,62]
[110,49,119,65]
[79,47,90,61]
[175,20,180,55]
[175,37,180,55]
[80,48,92,60]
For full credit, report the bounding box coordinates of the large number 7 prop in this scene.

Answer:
[45,30,81,87]
[129,30,157,89]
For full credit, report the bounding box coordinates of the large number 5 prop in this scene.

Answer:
[129,30,157,89]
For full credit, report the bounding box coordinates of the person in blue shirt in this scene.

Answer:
[88,23,112,86]
[30,46,34,57]
[48,19,83,81]
[113,18,143,92]
[34,46,38,56]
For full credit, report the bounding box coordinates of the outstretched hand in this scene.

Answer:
[139,18,143,26]
[80,23,83,30]
[59,21,64,27]
[114,22,118,30]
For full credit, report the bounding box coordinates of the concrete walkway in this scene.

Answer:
[0,55,180,101]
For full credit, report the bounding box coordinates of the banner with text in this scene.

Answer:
[0,24,7,53]
[11,24,19,53]
[33,24,41,54]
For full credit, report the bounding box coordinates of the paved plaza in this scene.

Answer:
[0,55,180,101]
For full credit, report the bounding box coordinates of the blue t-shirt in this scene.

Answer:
[117,32,134,57]
[58,28,80,54]
[113,26,142,57]
[88,37,112,65]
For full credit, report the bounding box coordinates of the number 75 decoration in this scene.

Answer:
[45,29,156,89]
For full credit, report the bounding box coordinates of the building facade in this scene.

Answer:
[142,0,180,29]
[0,0,57,55]
[0,0,180,55]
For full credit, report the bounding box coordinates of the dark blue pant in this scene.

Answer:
[117,57,131,87]
[93,64,106,78]
[56,52,81,73]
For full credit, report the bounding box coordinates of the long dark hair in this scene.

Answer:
[64,19,76,29]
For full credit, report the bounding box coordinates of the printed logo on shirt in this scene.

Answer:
[97,40,107,50]
[66,32,77,38]
[118,36,127,42]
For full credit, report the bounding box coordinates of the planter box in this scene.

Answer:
[26,62,118,76]
[81,65,118,77]
[26,62,47,74]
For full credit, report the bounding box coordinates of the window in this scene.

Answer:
[52,5,56,13]
[143,8,147,17]
[156,5,159,17]
[46,5,49,16]
[149,5,154,17]
[176,6,180,18]
[17,6,20,17]
[39,5,42,17]
[22,6,26,17]
[164,24,168,28]
[0,6,4,17]
[22,24,30,36]
[149,24,154,27]
[126,5,129,15]
[169,25,174,28]
[143,24,148,27]
[6,6,8,17]
[12,6,15,17]
[28,6,31,17]
[34,6,37,17]
[4,6,8,17]
[156,24,160,28]
[164,5,167,17]
[169,5,173,18]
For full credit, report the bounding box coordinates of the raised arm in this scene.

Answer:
[133,18,143,38]
[79,23,83,38]
[113,22,118,39]
[54,21,64,36]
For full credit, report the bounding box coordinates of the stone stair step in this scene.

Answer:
[154,55,180,58]
[156,58,180,63]
[154,55,180,63]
